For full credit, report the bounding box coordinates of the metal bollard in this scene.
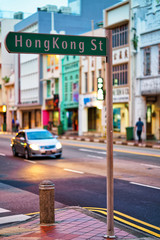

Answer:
[39,180,55,225]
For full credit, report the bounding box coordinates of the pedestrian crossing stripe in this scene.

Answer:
[0,208,10,213]
[84,207,160,238]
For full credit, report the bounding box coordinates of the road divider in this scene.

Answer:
[64,168,84,174]
[79,148,106,154]
[130,182,160,190]
[24,160,36,164]
[87,154,104,159]
[141,163,160,169]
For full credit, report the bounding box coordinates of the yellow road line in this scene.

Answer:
[62,142,160,158]
[85,207,160,231]
[85,207,160,238]
[114,215,160,238]
[25,211,40,215]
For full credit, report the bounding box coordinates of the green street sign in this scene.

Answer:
[5,32,108,56]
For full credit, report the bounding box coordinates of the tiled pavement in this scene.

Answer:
[0,207,147,240]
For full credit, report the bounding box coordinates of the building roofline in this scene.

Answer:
[105,19,129,29]
[104,0,129,13]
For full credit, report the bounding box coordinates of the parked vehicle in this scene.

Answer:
[11,129,62,159]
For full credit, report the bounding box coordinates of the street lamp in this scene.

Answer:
[2,104,7,112]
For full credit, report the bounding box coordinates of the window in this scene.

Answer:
[113,108,121,132]
[70,82,73,101]
[10,88,12,99]
[112,24,128,48]
[85,72,88,93]
[158,45,160,74]
[112,64,128,86]
[47,80,51,97]
[144,48,151,76]
[98,69,101,78]
[91,71,95,91]
[64,82,68,101]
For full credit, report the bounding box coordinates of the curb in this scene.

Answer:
[59,135,160,149]
[0,132,160,149]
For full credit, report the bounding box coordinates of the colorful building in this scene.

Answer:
[61,55,79,132]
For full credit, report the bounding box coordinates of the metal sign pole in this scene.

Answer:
[105,29,115,239]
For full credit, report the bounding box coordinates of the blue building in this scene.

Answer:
[14,0,120,130]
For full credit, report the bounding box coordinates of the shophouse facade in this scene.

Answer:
[132,0,160,140]
[79,28,106,136]
[42,54,60,131]
[0,18,20,131]
[5,72,16,132]
[104,1,130,136]
[14,0,120,131]
[61,55,79,132]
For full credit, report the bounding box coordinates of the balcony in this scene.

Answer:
[140,76,160,95]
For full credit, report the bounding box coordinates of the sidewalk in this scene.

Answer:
[0,207,153,240]
[59,135,160,149]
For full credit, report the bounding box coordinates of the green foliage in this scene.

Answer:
[2,76,10,83]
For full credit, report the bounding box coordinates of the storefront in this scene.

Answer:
[112,87,129,134]
[145,96,160,140]
[79,93,103,135]
[17,104,42,130]
[43,97,60,130]
[0,105,7,131]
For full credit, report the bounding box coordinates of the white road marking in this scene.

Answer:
[130,182,160,190]
[0,208,10,213]
[0,153,6,156]
[24,160,36,164]
[87,154,104,159]
[141,163,160,169]
[79,148,106,154]
[0,214,31,224]
[64,168,84,174]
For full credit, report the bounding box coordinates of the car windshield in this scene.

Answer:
[27,131,54,140]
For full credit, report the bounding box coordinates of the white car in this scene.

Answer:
[11,129,62,159]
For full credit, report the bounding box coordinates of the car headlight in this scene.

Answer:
[29,144,39,151]
[56,142,62,149]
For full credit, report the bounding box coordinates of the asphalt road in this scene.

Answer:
[0,136,160,237]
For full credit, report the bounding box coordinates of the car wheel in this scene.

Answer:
[24,148,30,159]
[55,154,61,159]
[12,146,18,157]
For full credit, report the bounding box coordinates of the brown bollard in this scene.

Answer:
[39,180,55,225]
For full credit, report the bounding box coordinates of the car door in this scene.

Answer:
[14,132,21,154]
[18,132,26,154]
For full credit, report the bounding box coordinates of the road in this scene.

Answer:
[0,136,160,237]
